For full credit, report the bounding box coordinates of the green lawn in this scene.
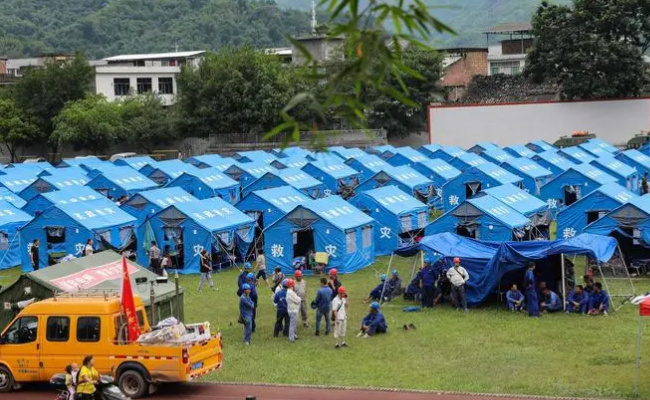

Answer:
[3,256,650,398]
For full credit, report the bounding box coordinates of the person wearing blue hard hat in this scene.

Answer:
[365,274,387,303]
[239,283,255,345]
[273,278,290,337]
[358,301,387,338]
[238,272,259,332]
[237,262,253,289]
[384,270,402,301]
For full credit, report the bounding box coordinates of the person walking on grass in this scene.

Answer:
[197,249,215,292]
[447,257,469,312]
[314,277,333,336]
[273,279,290,337]
[239,283,255,345]
[255,250,270,288]
[332,286,348,348]
[294,270,309,327]
[286,279,301,343]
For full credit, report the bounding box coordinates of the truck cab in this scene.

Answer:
[0,295,222,398]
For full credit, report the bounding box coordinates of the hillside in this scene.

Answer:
[0,0,570,58]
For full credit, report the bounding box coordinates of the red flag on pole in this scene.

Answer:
[640,296,650,317]
[121,257,141,341]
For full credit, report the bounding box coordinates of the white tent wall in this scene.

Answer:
[428,98,650,148]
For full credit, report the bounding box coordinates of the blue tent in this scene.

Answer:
[580,138,619,156]
[504,145,535,158]
[448,153,489,171]
[302,159,360,196]
[165,168,240,203]
[307,152,345,164]
[426,194,531,242]
[84,164,122,179]
[500,157,553,195]
[483,184,549,221]
[584,196,650,246]
[539,164,618,207]
[263,196,375,275]
[532,150,577,177]
[356,166,435,205]
[236,186,310,230]
[142,159,200,185]
[270,156,310,170]
[366,144,397,156]
[396,232,617,305]
[0,173,38,194]
[19,199,136,271]
[58,156,107,170]
[271,147,312,159]
[384,147,428,167]
[0,187,26,208]
[22,186,111,216]
[86,166,158,199]
[424,146,467,162]
[120,187,197,224]
[639,142,650,156]
[590,156,640,192]
[412,159,461,188]
[224,161,277,188]
[241,168,325,199]
[185,154,223,169]
[349,186,428,255]
[233,150,277,164]
[328,146,366,160]
[558,146,596,164]
[417,144,442,158]
[0,201,32,270]
[481,148,515,165]
[19,169,89,201]
[345,154,391,181]
[136,197,255,274]
[440,163,523,210]
[526,140,555,153]
[113,155,157,170]
[4,162,54,174]
[616,149,650,177]
[467,142,499,154]
[557,183,637,240]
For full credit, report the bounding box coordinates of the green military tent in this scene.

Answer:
[0,250,183,328]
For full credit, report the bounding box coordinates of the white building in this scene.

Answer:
[483,23,532,76]
[94,51,205,106]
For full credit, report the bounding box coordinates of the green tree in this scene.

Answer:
[120,95,177,154]
[526,0,649,100]
[52,96,122,155]
[12,53,94,154]
[0,99,39,163]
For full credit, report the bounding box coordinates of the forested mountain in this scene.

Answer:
[0,0,569,58]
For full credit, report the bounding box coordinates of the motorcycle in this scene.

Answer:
[50,374,131,400]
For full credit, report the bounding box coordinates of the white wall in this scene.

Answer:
[94,66,179,105]
[428,98,650,148]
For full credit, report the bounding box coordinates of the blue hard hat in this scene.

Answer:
[242,283,251,290]
[392,269,398,276]
[380,274,387,281]
[370,301,381,310]
[282,279,289,288]
[246,272,255,280]
[244,262,252,269]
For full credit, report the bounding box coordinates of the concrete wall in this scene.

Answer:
[95,66,178,105]
[428,98,650,148]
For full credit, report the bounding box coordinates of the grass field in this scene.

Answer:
[3,256,650,398]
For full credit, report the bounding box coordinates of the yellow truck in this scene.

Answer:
[0,295,222,398]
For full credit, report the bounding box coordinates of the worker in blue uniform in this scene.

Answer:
[239,283,255,345]
[524,262,539,317]
[420,261,439,308]
[566,285,589,314]
[588,282,610,316]
[273,279,290,337]
[540,287,562,313]
[237,262,253,288]
[238,273,258,332]
[358,302,387,338]
[365,274,387,302]
[506,284,524,311]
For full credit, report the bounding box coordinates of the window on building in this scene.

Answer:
[134,60,145,67]
[490,65,499,76]
[490,62,522,76]
[46,317,70,342]
[137,78,152,94]
[77,317,101,342]
[113,78,130,96]
[158,78,174,94]
[512,64,520,75]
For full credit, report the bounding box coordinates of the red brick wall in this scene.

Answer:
[0,59,6,75]
[501,39,533,55]
[439,50,488,100]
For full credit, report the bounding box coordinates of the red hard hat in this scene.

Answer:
[287,278,295,287]
[295,270,303,278]
[453,257,460,263]
[329,268,338,276]
[338,286,347,294]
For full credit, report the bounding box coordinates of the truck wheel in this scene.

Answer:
[0,366,14,393]
[118,370,147,399]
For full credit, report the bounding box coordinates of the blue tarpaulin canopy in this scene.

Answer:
[481,148,515,164]
[559,146,596,164]
[396,232,617,305]
[86,166,158,199]
[532,150,577,176]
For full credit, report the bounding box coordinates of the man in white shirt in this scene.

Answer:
[332,286,348,348]
[294,270,308,327]
[446,257,469,313]
[286,279,302,343]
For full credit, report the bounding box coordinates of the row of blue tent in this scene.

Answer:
[0,137,648,275]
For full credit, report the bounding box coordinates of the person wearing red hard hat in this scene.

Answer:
[332,286,348,348]
[294,270,309,328]
[327,268,341,300]
[446,257,469,313]
[286,278,301,343]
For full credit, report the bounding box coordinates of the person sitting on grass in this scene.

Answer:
[404,273,421,302]
[566,285,589,314]
[506,284,524,311]
[365,274,387,303]
[540,287,562,313]
[588,282,609,316]
[583,275,595,295]
[384,270,402,301]
[358,302,387,338]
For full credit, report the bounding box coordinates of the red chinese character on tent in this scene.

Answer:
[120,257,140,342]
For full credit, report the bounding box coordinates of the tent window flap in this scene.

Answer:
[346,230,357,254]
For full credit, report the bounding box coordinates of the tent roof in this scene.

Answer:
[172,197,253,232]
[534,150,576,171]
[5,162,53,172]
[502,157,553,179]
[560,146,596,164]
[60,156,106,169]
[234,150,277,164]
[415,159,461,180]
[505,145,535,158]
[248,186,310,213]
[274,156,309,169]
[482,184,547,215]
[382,166,432,188]
[305,195,374,230]
[149,159,199,178]
[570,164,618,185]
[584,138,619,154]
[177,167,238,190]
[207,157,238,172]
[370,145,397,154]
[126,187,196,209]
[591,156,637,178]
[0,187,26,208]
[0,200,31,224]
[629,195,650,213]
[0,173,38,192]
[357,186,427,215]
[38,169,89,187]
[466,195,530,228]
[455,153,489,168]
[90,166,157,191]
[185,154,222,166]
[482,148,514,163]
[439,146,467,158]
[621,149,650,168]
[308,152,345,163]
[580,182,637,204]
[114,156,157,170]
[527,140,555,151]
[328,147,365,160]
[275,168,323,189]
[418,144,442,153]
[472,142,499,151]
[349,154,389,172]
[306,160,358,179]
[391,147,428,163]
[234,161,277,178]
[273,146,312,158]
[40,186,111,206]
[55,198,136,230]
[474,162,522,184]
[579,141,609,157]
